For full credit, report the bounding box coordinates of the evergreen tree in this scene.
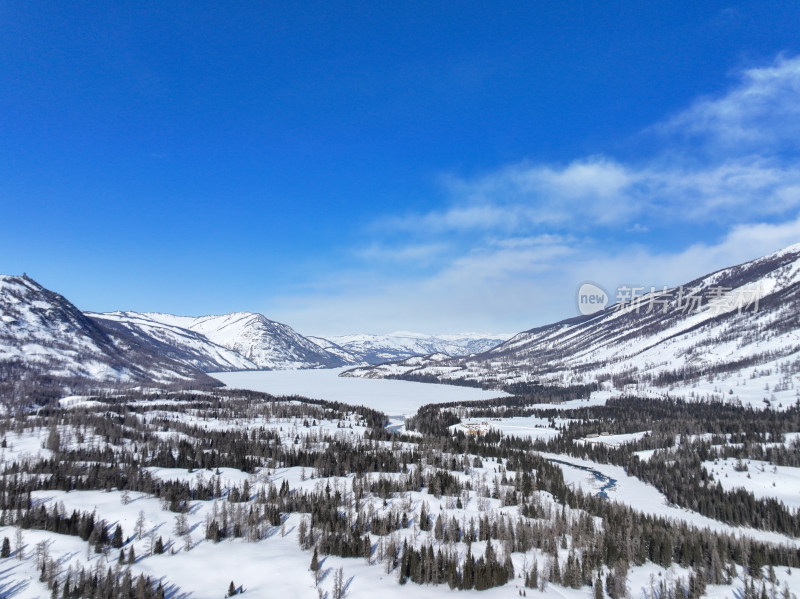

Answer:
[419,502,430,531]
[111,524,123,549]
[310,546,320,572]
[525,560,539,589]
[595,576,605,599]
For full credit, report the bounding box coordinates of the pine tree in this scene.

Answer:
[111,524,123,549]
[595,576,604,599]
[1,537,9,558]
[525,560,538,589]
[419,502,430,531]
[398,542,409,585]
[310,546,319,573]
[434,514,444,541]
[227,581,237,597]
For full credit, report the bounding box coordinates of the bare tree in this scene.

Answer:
[174,512,188,537]
[332,566,346,599]
[135,510,146,540]
[14,528,23,560]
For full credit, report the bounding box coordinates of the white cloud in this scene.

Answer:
[354,242,448,264]
[655,54,800,153]
[276,217,800,336]
[273,54,800,335]
[386,154,800,235]
[377,55,800,237]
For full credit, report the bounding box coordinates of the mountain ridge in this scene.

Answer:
[0,275,220,401]
[343,243,800,408]
[312,331,512,365]
[92,311,352,371]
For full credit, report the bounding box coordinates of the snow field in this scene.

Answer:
[703,458,800,510]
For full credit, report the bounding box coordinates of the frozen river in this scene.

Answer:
[210,368,508,418]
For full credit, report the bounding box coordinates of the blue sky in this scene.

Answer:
[2,2,800,335]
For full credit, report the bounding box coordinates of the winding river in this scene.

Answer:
[547,458,619,498]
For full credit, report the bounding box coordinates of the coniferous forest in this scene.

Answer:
[0,386,799,598]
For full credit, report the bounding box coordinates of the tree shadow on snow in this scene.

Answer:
[344,575,355,595]
[29,495,55,507]
[157,576,193,599]
[0,563,31,597]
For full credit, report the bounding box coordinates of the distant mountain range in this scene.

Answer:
[308,332,511,365]
[0,275,509,400]
[5,243,799,406]
[345,244,800,407]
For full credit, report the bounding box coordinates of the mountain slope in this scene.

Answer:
[312,331,511,365]
[345,244,800,407]
[132,312,352,370]
[0,275,216,399]
[87,311,259,372]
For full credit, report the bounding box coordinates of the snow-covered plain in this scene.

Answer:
[211,368,508,417]
[578,431,651,446]
[452,416,573,442]
[703,458,800,510]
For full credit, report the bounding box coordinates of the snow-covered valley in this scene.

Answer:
[1,373,799,599]
[4,247,800,599]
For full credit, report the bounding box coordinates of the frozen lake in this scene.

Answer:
[210,368,508,417]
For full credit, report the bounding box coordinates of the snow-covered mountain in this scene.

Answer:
[86,311,259,372]
[345,244,800,407]
[310,331,511,365]
[92,311,353,370]
[304,335,362,365]
[0,275,217,397]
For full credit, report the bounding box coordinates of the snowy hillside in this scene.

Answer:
[346,244,800,408]
[0,275,214,395]
[87,311,259,372]
[303,335,363,365]
[313,331,511,365]
[131,311,352,370]
[1,273,513,402]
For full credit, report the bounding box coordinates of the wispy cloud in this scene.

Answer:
[354,242,449,265]
[654,54,800,154]
[384,154,800,235]
[379,55,800,237]
[278,216,800,336]
[274,54,800,335]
